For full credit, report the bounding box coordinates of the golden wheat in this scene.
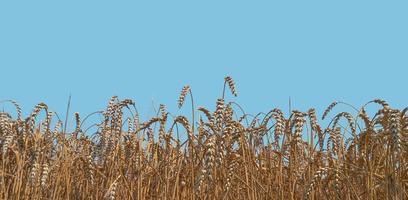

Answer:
[0,77,406,199]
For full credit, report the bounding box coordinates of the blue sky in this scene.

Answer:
[0,1,407,129]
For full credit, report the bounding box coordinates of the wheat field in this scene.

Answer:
[0,77,407,200]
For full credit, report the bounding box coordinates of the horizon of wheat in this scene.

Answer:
[0,77,407,199]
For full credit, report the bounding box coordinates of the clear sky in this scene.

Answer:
[0,1,407,128]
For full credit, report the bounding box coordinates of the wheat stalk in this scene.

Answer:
[224,76,238,97]
[178,85,190,109]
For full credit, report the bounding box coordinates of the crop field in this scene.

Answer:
[0,77,407,200]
